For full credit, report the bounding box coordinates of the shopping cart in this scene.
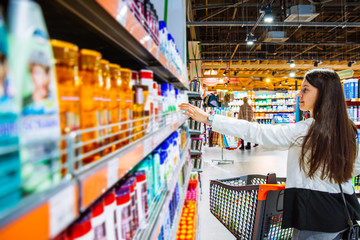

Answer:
[210,173,293,240]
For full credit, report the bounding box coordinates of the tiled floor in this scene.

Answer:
[198,145,288,240]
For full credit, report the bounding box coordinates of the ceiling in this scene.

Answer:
[187,0,360,90]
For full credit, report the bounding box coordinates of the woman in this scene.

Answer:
[179,69,360,239]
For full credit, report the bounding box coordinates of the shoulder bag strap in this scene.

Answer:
[339,183,355,230]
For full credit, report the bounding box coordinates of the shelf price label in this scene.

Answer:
[143,137,153,156]
[49,185,76,238]
[107,157,119,188]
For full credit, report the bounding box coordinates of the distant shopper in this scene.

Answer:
[179,69,360,239]
[237,96,254,150]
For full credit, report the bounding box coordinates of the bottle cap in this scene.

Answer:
[104,189,116,206]
[79,49,102,71]
[115,188,130,205]
[50,39,78,65]
[70,212,92,239]
[91,198,104,218]
[135,170,146,182]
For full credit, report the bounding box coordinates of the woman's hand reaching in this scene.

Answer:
[179,103,210,124]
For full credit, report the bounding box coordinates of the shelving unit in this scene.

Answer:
[0,0,191,238]
[136,141,191,240]
[37,0,188,89]
[189,129,202,135]
[0,113,188,239]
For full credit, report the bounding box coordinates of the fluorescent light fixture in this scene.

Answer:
[246,35,256,45]
[264,12,274,22]
[290,60,295,68]
[261,7,274,23]
[246,39,254,45]
[290,71,295,77]
[266,78,270,82]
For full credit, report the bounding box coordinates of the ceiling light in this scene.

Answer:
[264,12,274,22]
[314,61,318,67]
[348,62,353,67]
[223,70,227,76]
[272,71,275,76]
[243,87,245,90]
[246,35,256,45]
[290,86,292,89]
[266,78,270,82]
[285,80,288,84]
[261,8,274,23]
[279,83,282,86]
[290,60,295,68]
[246,39,254,45]
[290,71,295,77]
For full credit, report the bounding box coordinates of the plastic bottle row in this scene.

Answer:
[343,78,360,99]
[174,175,199,240]
[348,106,360,123]
[53,126,188,240]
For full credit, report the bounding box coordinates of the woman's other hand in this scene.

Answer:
[179,103,210,123]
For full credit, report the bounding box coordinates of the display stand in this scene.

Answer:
[212,147,234,164]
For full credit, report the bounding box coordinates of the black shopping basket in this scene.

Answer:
[210,173,293,240]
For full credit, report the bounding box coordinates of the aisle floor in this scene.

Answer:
[198,145,288,240]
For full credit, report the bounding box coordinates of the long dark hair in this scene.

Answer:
[299,69,358,184]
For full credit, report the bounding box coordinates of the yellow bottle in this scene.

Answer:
[109,63,122,150]
[79,49,102,165]
[100,59,112,155]
[119,68,133,146]
[50,39,80,176]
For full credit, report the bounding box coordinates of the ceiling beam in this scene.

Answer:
[292,45,317,58]
[330,46,360,59]
[193,2,360,10]
[198,0,249,22]
[201,63,360,70]
[200,42,360,46]
[187,0,197,40]
[187,21,360,27]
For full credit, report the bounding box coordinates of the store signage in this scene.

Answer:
[337,69,354,79]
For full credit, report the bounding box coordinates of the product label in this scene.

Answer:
[130,191,138,233]
[107,156,119,188]
[49,185,75,238]
[93,222,106,240]
[117,201,132,240]
[135,88,144,104]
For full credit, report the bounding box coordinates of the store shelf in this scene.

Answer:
[254,97,294,100]
[187,91,202,99]
[254,111,294,113]
[189,129,202,135]
[254,103,295,106]
[190,150,202,155]
[346,99,360,102]
[137,147,191,240]
[76,114,188,210]
[0,113,188,240]
[0,180,79,240]
[38,0,188,89]
[255,117,273,120]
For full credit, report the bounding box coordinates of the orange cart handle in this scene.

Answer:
[257,183,286,201]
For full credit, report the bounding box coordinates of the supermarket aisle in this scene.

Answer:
[198,146,288,240]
